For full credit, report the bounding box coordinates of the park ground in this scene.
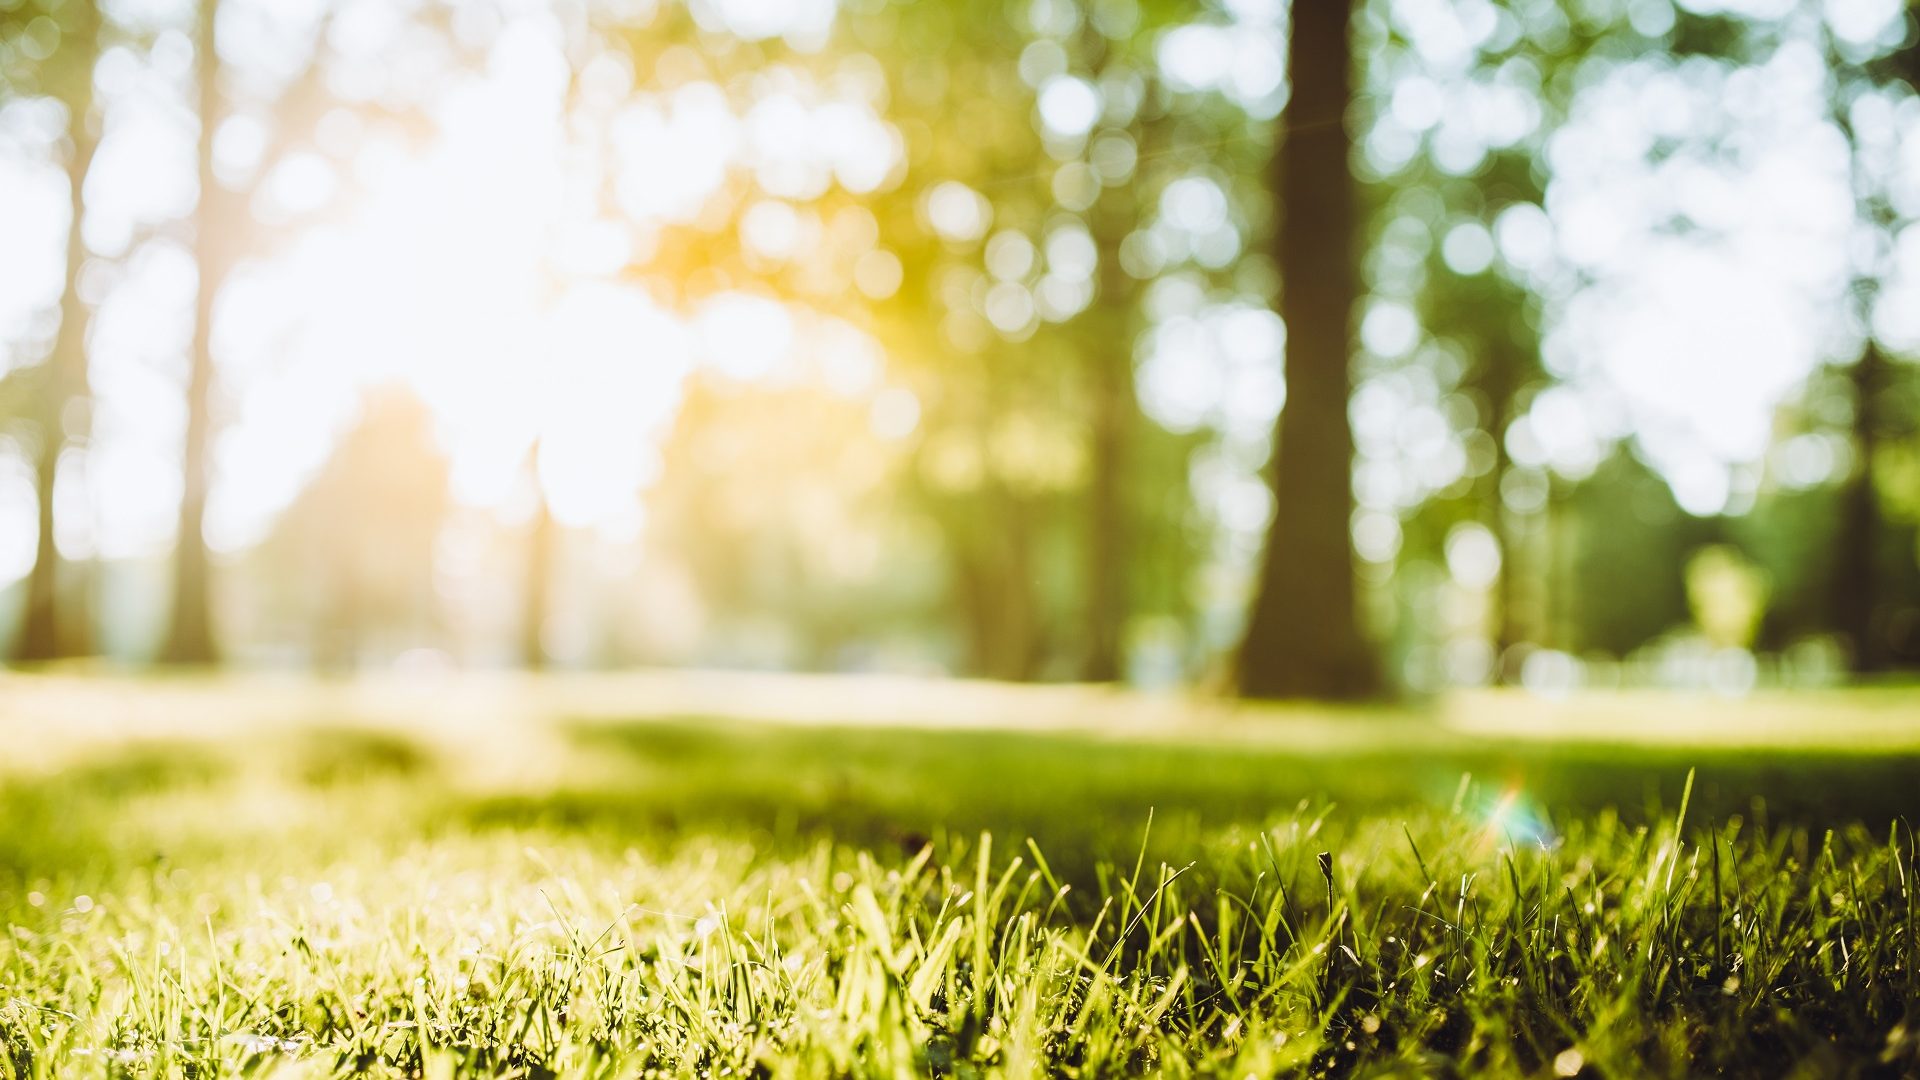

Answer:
[1,673,1918,1077]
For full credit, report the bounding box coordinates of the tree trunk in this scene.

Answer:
[1835,341,1884,673]
[14,4,101,664]
[1081,228,1132,683]
[1825,23,1913,674]
[1083,352,1126,682]
[966,484,1039,681]
[523,463,554,671]
[994,493,1039,680]
[16,419,65,663]
[161,0,224,666]
[1483,348,1520,676]
[967,353,1041,681]
[1075,32,1138,686]
[1236,0,1380,700]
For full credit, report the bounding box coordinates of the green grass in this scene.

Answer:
[1,680,1917,1077]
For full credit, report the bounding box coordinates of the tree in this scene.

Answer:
[159,0,224,665]
[1064,12,1152,683]
[1236,0,1380,699]
[157,0,464,664]
[6,0,101,662]
[585,0,1087,679]
[259,390,450,668]
[1413,173,1548,670]
[521,443,555,671]
[1826,14,1919,674]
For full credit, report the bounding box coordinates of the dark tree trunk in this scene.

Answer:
[1082,223,1133,683]
[1835,341,1885,673]
[161,0,223,665]
[1236,0,1380,699]
[16,421,64,663]
[14,3,100,664]
[1825,12,1914,676]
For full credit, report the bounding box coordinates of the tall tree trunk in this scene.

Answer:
[1835,340,1884,673]
[1542,477,1571,652]
[16,415,65,663]
[969,477,1039,680]
[1236,0,1380,699]
[1824,24,1916,674]
[161,0,224,665]
[1081,223,1133,683]
[14,3,101,663]
[1075,31,1142,686]
[957,546,996,676]
[1083,350,1126,682]
[523,458,554,671]
[994,493,1039,680]
[1483,346,1520,676]
[970,352,1040,681]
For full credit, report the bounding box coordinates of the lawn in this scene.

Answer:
[1,675,1917,1077]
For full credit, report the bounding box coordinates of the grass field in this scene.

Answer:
[1,675,1917,1077]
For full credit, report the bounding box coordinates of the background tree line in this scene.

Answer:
[2,0,1917,697]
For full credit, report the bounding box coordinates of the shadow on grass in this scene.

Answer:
[0,741,230,881]
[8,715,1916,891]
[456,717,1920,875]
[289,725,437,787]
[0,728,440,887]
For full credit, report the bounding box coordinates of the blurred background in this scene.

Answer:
[1,0,1918,698]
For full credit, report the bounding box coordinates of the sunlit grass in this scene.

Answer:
[2,679,1917,1076]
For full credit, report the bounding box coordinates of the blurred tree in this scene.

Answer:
[1825,13,1919,673]
[1055,2,1243,684]
[1063,5,1152,682]
[160,0,224,665]
[2,0,101,661]
[643,375,936,669]
[1560,449,1708,656]
[160,0,463,665]
[879,43,1087,681]
[522,441,555,671]
[1748,363,1920,666]
[588,0,1157,680]
[1375,1,1807,682]
[1407,178,1546,670]
[1382,1,1678,680]
[1739,483,1845,652]
[1237,0,1379,699]
[259,390,450,669]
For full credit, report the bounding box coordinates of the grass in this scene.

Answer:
[0,676,1917,1077]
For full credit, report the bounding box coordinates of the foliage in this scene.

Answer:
[252,390,452,667]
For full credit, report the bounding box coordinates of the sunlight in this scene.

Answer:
[536,282,692,528]
[612,83,738,222]
[194,13,874,547]
[5,0,1920,1069]
[695,293,795,382]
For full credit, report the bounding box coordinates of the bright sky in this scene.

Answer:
[1,0,1917,587]
[1,0,900,577]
